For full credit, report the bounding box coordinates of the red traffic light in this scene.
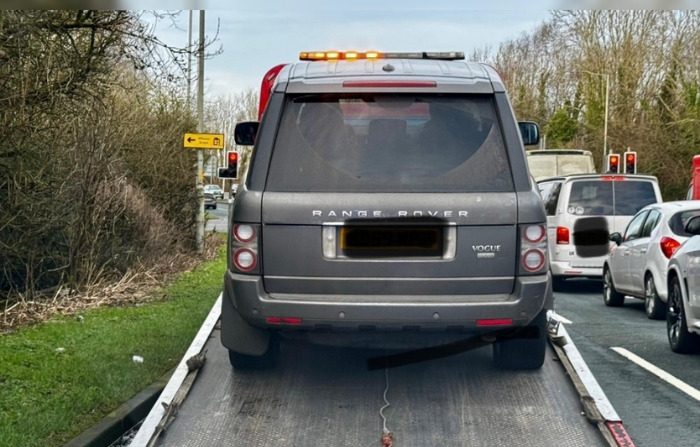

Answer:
[607,154,620,174]
[219,151,238,179]
[624,151,637,174]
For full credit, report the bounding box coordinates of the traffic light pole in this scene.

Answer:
[195,10,205,255]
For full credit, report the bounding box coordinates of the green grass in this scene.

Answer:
[0,246,226,447]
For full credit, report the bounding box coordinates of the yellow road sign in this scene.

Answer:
[183,133,225,149]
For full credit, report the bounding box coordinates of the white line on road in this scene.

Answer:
[550,312,573,324]
[611,347,700,402]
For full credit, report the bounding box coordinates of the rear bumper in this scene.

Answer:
[223,271,552,331]
[550,260,603,278]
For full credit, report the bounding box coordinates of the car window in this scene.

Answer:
[539,181,562,216]
[669,209,700,236]
[528,157,557,180]
[624,211,649,242]
[557,155,594,176]
[567,179,657,217]
[641,209,660,238]
[567,181,613,215]
[265,94,514,193]
[613,181,657,215]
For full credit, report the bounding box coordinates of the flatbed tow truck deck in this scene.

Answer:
[129,298,627,447]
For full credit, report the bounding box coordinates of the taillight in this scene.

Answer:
[233,224,256,243]
[230,223,260,274]
[233,248,257,272]
[660,237,681,259]
[520,224,548,275]
[522,249,546,272]
[556,226,570,245]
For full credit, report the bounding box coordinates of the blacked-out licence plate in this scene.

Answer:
[339,226,443,258]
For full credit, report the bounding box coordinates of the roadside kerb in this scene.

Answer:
[128,294,222,447]
[64,372,170,447]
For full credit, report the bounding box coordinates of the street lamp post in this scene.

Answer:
[603,73,609,168]
[580,70,610,171]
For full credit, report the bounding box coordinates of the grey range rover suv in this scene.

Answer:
[224,51,552,370]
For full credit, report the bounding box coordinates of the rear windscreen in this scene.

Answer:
[265,94,514,192]
[528,154,594,179]
[567,180,657,216]
[669,210,700,236]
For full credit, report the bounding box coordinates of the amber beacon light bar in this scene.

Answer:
[299,51,465,61]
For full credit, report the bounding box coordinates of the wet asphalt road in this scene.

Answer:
[553,278,700,447]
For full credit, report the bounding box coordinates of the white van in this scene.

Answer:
[537,174,662,286]
[527,149,596,181]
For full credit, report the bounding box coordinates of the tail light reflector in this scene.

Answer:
[556,226,570,244]
[477,318,513,327]
[266,317,303,325]
[660,237,681,258]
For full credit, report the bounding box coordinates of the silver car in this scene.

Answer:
[604,201,700,319]
[666,215,700,353]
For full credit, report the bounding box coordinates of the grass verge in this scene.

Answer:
[0,244,225,447]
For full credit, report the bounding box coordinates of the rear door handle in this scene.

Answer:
[641,248,647,254]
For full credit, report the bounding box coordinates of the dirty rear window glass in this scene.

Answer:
[567,180,657,216]
[265,94,514,192]
[528,154,593,180]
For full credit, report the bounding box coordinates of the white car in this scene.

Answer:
[538,174,662,287]
[666,215,700,353]
[204,184,224,200]
[604,201,700,319]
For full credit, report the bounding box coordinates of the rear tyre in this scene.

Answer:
[667,276,700,354]
[228,337,279,370]
[603,267,624,307]
[644,274,666,320]
[492,311,546,370]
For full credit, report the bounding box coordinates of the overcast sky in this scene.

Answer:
[141,1,558,98]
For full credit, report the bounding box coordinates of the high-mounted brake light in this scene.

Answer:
[299,51,465,61]
[342,80,437,88]
[601,175,626,182]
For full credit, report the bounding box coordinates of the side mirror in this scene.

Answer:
[234,121,259,146]
[610,232,622,246]
[518,121,540,146]
[685,215,700,235]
